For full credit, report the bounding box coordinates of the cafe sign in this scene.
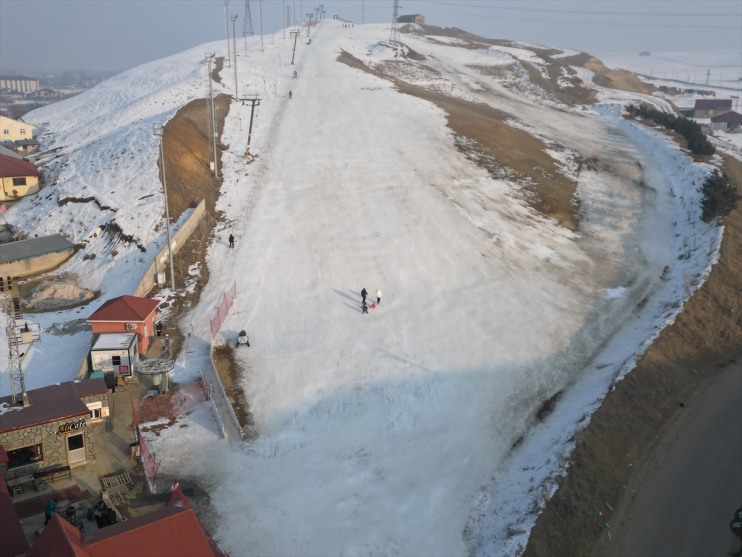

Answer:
[57,418,87,436]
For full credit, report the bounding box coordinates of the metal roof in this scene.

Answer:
[711,111,742,123]
[694,98,733,109]
[0,152,39,178]
[0,477,30,557]
[91,333,137,351]
[88,295,159,323]
[0,379,107,433]
[0,234,74,264]
[81,506,219,556]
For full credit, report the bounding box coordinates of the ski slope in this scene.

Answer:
[3,20,722,556]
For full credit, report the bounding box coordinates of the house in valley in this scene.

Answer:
[0,152,40,200]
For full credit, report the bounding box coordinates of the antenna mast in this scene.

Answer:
[2,277,40,407]
[390,0,400,44]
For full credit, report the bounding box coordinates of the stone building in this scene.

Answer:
[0,379,109,481]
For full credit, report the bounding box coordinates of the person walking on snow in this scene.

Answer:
[361,288,368,303]
[228,233,235,248]
[288,90,293,99]
[375,289,382,304]
[361,301,369,314]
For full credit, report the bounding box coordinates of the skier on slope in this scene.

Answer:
[375,289,382,304]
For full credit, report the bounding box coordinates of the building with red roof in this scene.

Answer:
[710,110,742,133]
[25,483,227,557]
[87,295,160,355]
[0,152,40,201]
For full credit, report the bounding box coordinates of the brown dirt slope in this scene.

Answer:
[155,72,256,435]
[338,50,579,230]
[524,154,742,556]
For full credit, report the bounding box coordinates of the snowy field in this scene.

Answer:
[1,21,733,556]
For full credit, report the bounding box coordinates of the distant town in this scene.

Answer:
[0,69,118,119]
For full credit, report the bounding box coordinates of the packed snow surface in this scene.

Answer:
[2,21,725,556]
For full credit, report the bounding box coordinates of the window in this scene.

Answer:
[7,443,44,469]
[2,129,8,135]
[87,401,103,420]
[67,434,84,452]
[19,129,26,135]
[12,178,27,186]
[112,355,121,366]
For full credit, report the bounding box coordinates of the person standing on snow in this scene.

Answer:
[288,90,293,99]
[375,289,382,304]
[228,233,235,248]
[44,498,58,526]
[361,301,369,314]
[361,288,368,303]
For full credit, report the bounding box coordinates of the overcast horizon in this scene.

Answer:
[1,0,741,75]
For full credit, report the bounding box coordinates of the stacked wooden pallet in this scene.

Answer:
[100,472,133,506]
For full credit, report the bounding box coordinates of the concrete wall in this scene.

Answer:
[204,346,247,445]
[0,248,74,278]
[133,199,206,298]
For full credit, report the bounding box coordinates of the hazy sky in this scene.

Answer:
[1,0,741,74]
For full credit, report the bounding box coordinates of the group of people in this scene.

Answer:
[361,288,382,314]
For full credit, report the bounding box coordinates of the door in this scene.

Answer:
[67,433,86,464]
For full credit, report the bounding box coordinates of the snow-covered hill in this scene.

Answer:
[2,20,722,556]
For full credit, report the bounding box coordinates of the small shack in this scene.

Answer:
[710,111,742,133]
[89,333,139,381]
[397,14,425,24]
[87,295,160,354]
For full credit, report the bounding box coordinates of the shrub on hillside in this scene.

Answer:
[626,104,715,156]
[701,170,741,223]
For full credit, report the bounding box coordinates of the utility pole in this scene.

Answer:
[241,95,261,156]
[231,14,239,98]
[153,123,176,291]
[259,0,264,52]
[306,12,314,36]
[224,0,231,67]
[290,30,300,64]
[243,0,254,56]
[243,0,254,36]
[282,0,286,39]
[205,53,218,177]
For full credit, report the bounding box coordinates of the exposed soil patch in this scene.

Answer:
[154,93,231,335]
[338,49,579,230]
[212,344,255,435]
[524,154,742,556]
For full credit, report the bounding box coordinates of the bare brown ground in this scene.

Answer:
[338,49,579,230]
[525,154,742,556]
[212,344,254,434]
[152,67,258,437]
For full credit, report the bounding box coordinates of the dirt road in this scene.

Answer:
[601,360,742,557]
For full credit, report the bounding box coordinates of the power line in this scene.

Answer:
[408,6,740,30]
[414,0,740,17]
